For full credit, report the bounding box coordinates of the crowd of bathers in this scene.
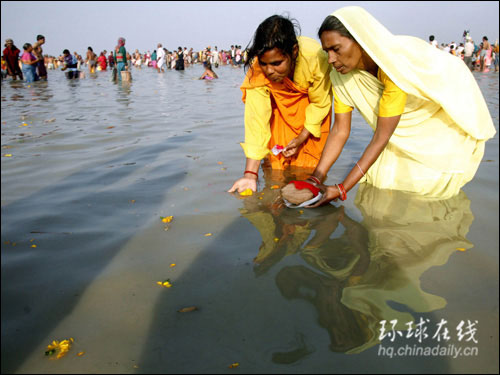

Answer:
[1,35,250,82]
[2,32,499,83]
[429,33,499,72]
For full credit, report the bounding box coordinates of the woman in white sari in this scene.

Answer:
[303,6,495,205]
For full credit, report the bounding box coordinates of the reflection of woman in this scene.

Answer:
[304,6,495,205]
[240,172,475,354]
[228,15,333,194]
[339,184,475,353]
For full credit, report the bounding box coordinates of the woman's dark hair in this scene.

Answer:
[23,43,31,50]
[88,46,93,52]
[63,49,70,55]
[244,14,301,71]
[317,15,354,41]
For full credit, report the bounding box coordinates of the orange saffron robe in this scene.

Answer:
[240,60,332,170]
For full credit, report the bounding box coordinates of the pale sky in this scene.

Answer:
[1,1,499,56]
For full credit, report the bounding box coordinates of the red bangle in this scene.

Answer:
[336,184,346,201]
[308,176,321,185]
[244,170,258,178]
[338,183,347,201]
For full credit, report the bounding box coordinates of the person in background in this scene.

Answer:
[156,44,165,73]
[97,52,107,71]
[464,36,475,70]
[175,46,184,70]
[199,61,218,80]
[33,34,47,80]
[480,36,491,72]
[429,35,438,48]
[20,43,39,83]
[61,49,80,79]
[114,37,128,81]
[3,38,23,80]
[86,46,97,73]
[108,50,115,68]
[493,40,499,72]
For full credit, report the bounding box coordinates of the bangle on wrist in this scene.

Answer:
[336,183,347,201]
[244,170,258,178]
[308,176,321,185]
[356,162,365,177]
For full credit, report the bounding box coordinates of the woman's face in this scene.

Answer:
[258,48,294,83]
[320,30,364,74]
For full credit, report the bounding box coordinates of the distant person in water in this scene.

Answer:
[175,46,184,70]
[33,34,47,80]
[20,43,40,83]
[114,37,128,81]
[97,52,107,71]
[86,46,97,73]
[199,61,218,80]
[61,49,80,79]
[3,38,23,80]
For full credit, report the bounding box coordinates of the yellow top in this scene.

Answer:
[334,69,408,117]
[241,36,332,160]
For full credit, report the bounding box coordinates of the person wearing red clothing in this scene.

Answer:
[97,52,107,71]
[3,39,23,80]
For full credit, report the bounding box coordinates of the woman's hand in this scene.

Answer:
[283,128,311,158]
[282,137,303,158]
[227,176,257,193]
[307,184,340,208]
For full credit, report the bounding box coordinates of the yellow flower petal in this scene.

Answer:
[240,188,253,196]
[161,216,173,223]
[456,247,466,251]
[204,233,213,237]
[270,185,280,189]
[170,263,176,267]
[229,362,240,368]
[77,351,85,357]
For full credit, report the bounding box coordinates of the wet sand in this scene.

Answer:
[1,65,498,373]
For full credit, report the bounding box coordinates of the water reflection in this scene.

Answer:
[240,174,474,357]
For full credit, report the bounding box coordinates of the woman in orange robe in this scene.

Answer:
[228,15,333,194]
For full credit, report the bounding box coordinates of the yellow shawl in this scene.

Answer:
[329,6,496,198]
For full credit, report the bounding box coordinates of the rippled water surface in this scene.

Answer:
[1,66,498,374]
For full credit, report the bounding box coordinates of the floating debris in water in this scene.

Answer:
[45,338,74,359]
[178,306,198,313]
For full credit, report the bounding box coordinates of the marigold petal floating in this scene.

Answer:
[204,233,213,237]
[170,263,176,267]
[4,154,12,157]
[45,338,73,359]
[240,189,253,196]
[178,306,198,313]
[77,351,85,357]
[229,363,240,368]
[456,248,466,251]
[270,185,280,189]
[161,216,173,223]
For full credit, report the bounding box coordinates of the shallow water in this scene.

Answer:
[1,66,498,374]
